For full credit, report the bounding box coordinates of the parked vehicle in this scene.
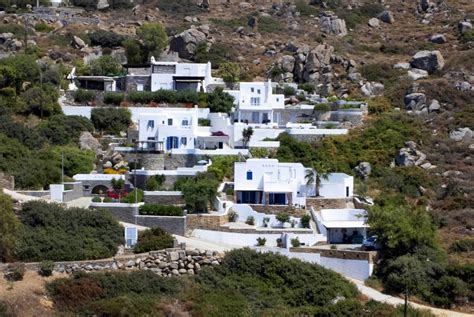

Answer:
[362,235,381,250]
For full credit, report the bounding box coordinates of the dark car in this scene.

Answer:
[362,235,381,251]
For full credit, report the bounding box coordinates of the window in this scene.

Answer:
[276,98,279,102]
[250,97,260,106]
[182,119,189,126]
[181,137,187,145]
[152,65,176,74]
[257,89,261,94]
[147,120,154,129]
[246,170,253,180]
[251,87,254,93]
[167,118,173,126]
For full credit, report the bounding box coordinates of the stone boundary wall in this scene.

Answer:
[91,204,186,236]
[0,172,14,190]
[306,198,352,210]
[0,248,222,277]
[289,247,378,263]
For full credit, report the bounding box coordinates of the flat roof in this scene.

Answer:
[319,209,369,228]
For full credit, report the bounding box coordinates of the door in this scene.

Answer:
[346,186,350,197]
[262,113,269,123]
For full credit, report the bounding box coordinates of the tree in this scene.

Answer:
[276,212,290,225]
[21,84,61,118]
[134,227,174,253]
[145,174,165,191]
[242,127,254,148]
[368,204,437,258]
[123,39,145,65]
[89,55,123,76]
[219,62,240,83]
[179,173,219,213]
[89,30,127,48]
[0,193,22,262]
[111,178,125,200]
[305,161,330,197]
[136,23,168,60]
[91,107,132,135]
[207,87,235,114]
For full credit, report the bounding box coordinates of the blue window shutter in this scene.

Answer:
[246,171,253,180]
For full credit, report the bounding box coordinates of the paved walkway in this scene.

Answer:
[349,278,472,317]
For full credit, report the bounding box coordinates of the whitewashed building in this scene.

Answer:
[315,209,368,244]
[319,173,354,198]
[150,58,219,92]
[137,107,199,152]
[234,158,311,206]
[226,80,285,124]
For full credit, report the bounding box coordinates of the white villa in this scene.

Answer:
[149,58,220,92]
[225,80,285,125]
[137,108,199,152]
[234,158,311,206]
[233,159,355,206]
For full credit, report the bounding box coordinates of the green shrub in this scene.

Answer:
[295,0,318,16]
[300,214,311,228]
[34,22,54,33]
[368,96,392,114]
[290,237,300,248]
[245,216,255,225]
[134,227,174,253]
[89,30,127,48]
[103,92,124,105]
[103,197,112,202]
[276,212,290,224]
[127,91,154,104]
[314,103,331,112]
[122,189,144,204]
[449,239,473,253]
[16,201,123,261]
[256,237,266,246]
[156,0,203,15]
[38,260,54,277]
[176,90,198,104]
[0,24,25,38]
[91,197,101,203]
[283,86,296,96]
[198,118,211,126]
[74,89,95,103]
[228,210,238,222]
[258,16,283,33]
[91,107,131,134]
[299,83,315,94]
[153,89,177,103]
[461,29,474,43]
[139,204,183,216]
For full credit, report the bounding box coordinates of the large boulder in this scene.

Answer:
[378,10,395,24]
[410,50,444,74]
[170,28,207,59]
[79,132,102,155]
[430,34,446,44]
[361,82,384,97]
[419,0,435,12]
[305,44,334,71]
[97,0,109,10]
[428,99,441,113]
[278,55,295,73]
[458,21,473,35]
[353,162,371,179]
[368,18,380,28]
[319,12,347,36]
[408,68,429,81]
[404,92,427,111]
[71,35,86,49]
[449,128,473,142]
[395,141,427,167]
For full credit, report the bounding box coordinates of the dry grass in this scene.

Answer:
[0,271,66,317]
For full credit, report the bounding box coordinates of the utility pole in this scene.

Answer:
[61,152,64,184]
[134,141,138,225]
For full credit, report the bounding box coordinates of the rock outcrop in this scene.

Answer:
[378,10,395,24]
[404,92,427,111]
[410,50,444,74]
[361,82,384,97]
[79,132,102,155]
[353,162,371,179]
[395,141,427,167]
[319,12,347,36]
[429,34,446,44]
[72,35,86,49]
[170,27,208,59]
[449,128,473,142]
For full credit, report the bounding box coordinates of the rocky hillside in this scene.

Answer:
[0,0,472,261]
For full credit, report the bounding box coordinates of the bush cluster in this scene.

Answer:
[139,204,183,216]
[126,89,199,104]
[74,89,96,103]
[133,227,175,253]
[15,201,123,262]
[89,30,127,48]
[103,92,125,105]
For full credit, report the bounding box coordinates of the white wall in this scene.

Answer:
[61,106,210,123]
[319,174,353,198]
[192,229,323,248]
[231,204,307,229]
[49,184,64,202]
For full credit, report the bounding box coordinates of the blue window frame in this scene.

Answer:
[167,118,173,126]
[246,170,253,180]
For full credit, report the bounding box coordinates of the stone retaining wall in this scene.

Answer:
[144,192,185,205]
[250,205,306,217]
[306,198,352,210]
[0,248,221,277]
[186,213,228,231]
